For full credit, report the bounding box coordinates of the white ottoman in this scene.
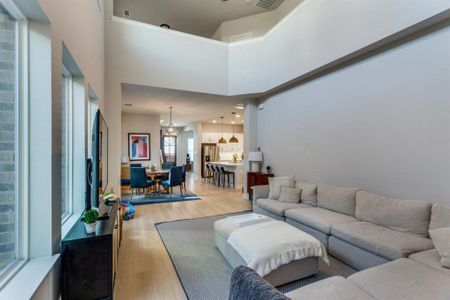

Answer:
[214,218,319,287]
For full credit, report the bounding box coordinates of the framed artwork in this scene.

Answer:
[128,133,150,161]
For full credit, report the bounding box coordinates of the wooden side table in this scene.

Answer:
[247,172,274,200]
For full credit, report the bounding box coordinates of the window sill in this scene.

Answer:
[61,213,81,239]
[0,255,59,299]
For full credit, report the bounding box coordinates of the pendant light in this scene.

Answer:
[229,112,239,143]
[218,116,227,144]
[163,107,179,136]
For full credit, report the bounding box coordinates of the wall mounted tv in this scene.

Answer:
[87,109,108,209]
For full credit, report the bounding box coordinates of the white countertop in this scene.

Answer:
[209,161,244,167]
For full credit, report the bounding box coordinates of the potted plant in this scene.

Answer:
[83,208,99,234]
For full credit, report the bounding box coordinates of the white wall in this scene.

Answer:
[229,0,450,94]
[121,113,161,167]
[257,21,450,206]
[211,0,302,42]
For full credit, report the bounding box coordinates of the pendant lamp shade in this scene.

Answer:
[218,116,227,144]
[229,112,239,143]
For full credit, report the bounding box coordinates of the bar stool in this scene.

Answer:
[220,166,235,188]
[205,164,214,183]
[214,165,222,187]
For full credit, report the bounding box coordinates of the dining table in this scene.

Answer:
[146,168,170,180]
[146,169,170,193]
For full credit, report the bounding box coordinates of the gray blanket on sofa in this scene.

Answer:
[229,266,290,300]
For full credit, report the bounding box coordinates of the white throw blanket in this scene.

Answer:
[227,221,329,276]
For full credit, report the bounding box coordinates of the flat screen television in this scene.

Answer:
[87,109,108,209]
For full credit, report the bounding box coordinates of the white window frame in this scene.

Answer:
[0,0,29,289]
[61,65,74,224]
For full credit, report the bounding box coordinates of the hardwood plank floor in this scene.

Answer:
[114,174,251,300]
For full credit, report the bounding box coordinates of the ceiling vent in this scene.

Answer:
[256,0,283,9]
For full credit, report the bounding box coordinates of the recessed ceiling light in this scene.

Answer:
[212,120,217,123]
[234,105,244,110]
[236,114,240,118]
[160,24,170,29]
[124,103,133,107]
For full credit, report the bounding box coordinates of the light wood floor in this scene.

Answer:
[114,174,251,300]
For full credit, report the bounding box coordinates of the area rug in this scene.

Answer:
[156,213,357,300]
[121,191,201,205]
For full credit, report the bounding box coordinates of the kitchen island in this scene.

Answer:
[208,161,244,190]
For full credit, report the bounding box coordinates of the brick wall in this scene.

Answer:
[0,10,16,271]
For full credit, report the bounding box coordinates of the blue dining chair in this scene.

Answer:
[181,164,187,191]
[160,166,184,196]
[130,163,142,168]
[130,167,155,196]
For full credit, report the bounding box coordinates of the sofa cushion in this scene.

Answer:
[355,191,431,238]
[285,207,357,235]
[317,184,359,216]
[256,199,309,216]
[332,222,434,260]
[295,182,317,206]
[409,249,450,276]
[429,227,450,268]
[349,258,450,300]
[430,204,450,230]
[278,187,301,203]
[286,276,376,300]
[268,176,295,200]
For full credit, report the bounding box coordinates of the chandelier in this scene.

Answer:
[163,107,179,136]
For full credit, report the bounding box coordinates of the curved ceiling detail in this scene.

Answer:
[105,0,450,97]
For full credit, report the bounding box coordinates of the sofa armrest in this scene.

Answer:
[252,185,270,207]
[229,266,290,300]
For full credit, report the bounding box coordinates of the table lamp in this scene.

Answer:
[248,151,263,172]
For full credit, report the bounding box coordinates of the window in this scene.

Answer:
[0,1,25,280]
[162,135,177,164]
[61,66,73,222]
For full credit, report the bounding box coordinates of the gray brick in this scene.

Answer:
[0,142,14,151]
[0,9,15,271]
[0,111,13,122]
[0,183,13,192]
[0,232,13,245]
[0,191,14,204]
[0,151,13,162]
[0,90,14,102]
[0,163,13,172]
[0,173,14,184]
[0,123,14,131]
[0,211,14,224]
[0,102,14,110]
[0,131,13,141]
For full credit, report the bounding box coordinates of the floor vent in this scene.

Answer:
[256,0,283,9]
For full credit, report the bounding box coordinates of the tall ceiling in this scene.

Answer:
[113,0,285,37]
[121,84,249,126]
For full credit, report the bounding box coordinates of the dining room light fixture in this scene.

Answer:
[229,112,239,143]
[163,107,179,136]
[218,116,227,144]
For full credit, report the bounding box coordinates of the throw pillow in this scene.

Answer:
[295,182,318,206]
[268,176,295,200]
[429,227,450,268]
[279,187,302,203]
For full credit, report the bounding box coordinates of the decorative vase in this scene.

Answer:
[84,222,96,234]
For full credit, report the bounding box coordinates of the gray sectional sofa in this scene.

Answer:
[249,181,450,299]
[253,183,437,270]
